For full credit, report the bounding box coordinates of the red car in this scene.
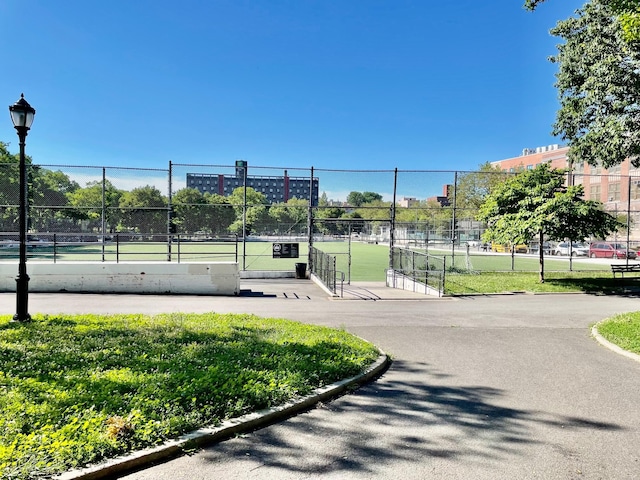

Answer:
[589,242,637,259]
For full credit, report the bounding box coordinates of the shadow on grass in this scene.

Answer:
[544,276,640,296]
[445,272,640,297]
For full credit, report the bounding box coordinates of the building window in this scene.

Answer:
[608,182,621,201]
[631,180,640,200]
[527,165,533,170]
[590,184,601,200]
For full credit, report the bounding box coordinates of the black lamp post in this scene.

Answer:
[9,94,36,322]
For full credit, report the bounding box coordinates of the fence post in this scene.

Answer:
[167,160,173,262]
[242,162,247,270]
[101,167,106,262]
[389,168,397,271]
[308,166,314,274]
[451,171,458,267]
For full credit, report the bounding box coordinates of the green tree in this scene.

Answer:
[550,0,640,168]
[227,187,269,236]
[172,188,209,234]
[66,180,123,232]
[29,168,80,231]
[478,163,621,282]
[205,193,236,236]
[525,0,640,42]
[269,198,308,234]
[0,142,20,231]
[315,194,347,235]
[346,191,365,207]
[347,191,384,207]
[0,142,79,232]
[452,162,511,212]
[118,185,167,235]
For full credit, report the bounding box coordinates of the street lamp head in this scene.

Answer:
[9,93,35,131]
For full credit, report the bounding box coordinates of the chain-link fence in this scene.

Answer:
[2,160,640,278]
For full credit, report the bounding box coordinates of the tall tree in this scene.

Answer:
[204,193,236,236]
[66,180,123,232]
[118,185,167,235]
[525,0,640,42]
[172,187,209,234]
[478,163,621,282]
[227,187,269,236]
[269,198,308,234]
[550,0,640,168]
[452,162,511,212]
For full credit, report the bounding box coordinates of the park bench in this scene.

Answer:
[610,264,640,278]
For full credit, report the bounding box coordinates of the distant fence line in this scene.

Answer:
[1,161,640,262]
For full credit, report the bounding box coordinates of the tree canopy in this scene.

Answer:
[347,191,383,207]
[550,0,640,168]
[452,162,511,212]
[525,0,640,42]
[478,163,621,282]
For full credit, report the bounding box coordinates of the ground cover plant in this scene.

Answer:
[597,312,640,355]
[0,313,379,480]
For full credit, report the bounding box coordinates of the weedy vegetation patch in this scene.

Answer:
[0,313,379,479]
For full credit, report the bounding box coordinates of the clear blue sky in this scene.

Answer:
[1,0,583,199]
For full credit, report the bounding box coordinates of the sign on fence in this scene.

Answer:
[272,242,299,258]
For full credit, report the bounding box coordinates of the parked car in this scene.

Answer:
[553,242,589,257]
[528,241,553,255]
[589,242,637,259]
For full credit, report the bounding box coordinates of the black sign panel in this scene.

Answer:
[272,242,299,258]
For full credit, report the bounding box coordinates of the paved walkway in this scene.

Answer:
[2,281,640,479]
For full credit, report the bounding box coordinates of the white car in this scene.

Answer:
[553,242,589,256]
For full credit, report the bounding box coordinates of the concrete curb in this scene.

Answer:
[591,324,640,364]
[56,352,391,480]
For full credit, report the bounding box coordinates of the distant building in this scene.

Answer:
[397,197,418,208]
[490,144,640,206]
[427,184,451,207]
[187,160,320,205]
[491,144,640,240]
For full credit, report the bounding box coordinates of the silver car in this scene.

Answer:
[553,242,589,256]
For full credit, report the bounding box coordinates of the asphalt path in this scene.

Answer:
[2,281,640,479]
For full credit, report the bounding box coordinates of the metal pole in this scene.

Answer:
[167,160,173,262]
[627,174,631,267]
[308,167,314,273]
[451,171,458,266]
[14,129,30,321]
[242,163,247,270]
[348,223,352,284]
[389,168,397,271]
[101,167,106,262]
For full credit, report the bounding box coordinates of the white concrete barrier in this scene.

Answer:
[0,262,240,295]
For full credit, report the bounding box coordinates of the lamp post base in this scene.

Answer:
[13,273,31,322]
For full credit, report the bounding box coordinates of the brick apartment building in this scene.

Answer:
[187,160,320,206]
[491,144,640,240]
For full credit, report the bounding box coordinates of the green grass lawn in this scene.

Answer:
[597,313,640,355]
[0,313,379,480]
[443,271,640,295]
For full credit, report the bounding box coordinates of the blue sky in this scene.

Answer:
[1,0,583,199]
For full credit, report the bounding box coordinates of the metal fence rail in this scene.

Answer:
[0,232,238,263]
[309,246,337,293]
[391,247,446,294]
[2,160,640,275]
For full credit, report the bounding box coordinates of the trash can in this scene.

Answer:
[295,262,307,279]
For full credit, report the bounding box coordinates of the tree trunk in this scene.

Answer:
[539,230,545,283]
